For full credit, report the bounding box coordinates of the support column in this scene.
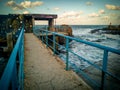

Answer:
[32,18,35,26]
[48,19,55,31]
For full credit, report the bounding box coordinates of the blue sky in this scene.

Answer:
[0,0,120,25]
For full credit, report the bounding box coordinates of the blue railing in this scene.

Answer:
[38,30,120,90]
[0,28,24,90]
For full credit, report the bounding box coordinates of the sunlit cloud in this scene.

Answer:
[110,13,117,16]
[99,9,105,14]
[102,16,109,20]
[106,4,120,10]
[6,1,25,10]
[86,2,93,6]
[116,16,120,23]
[4,0,119,25]
[88,12,99,17]
[88,9,105,18]
[57,11,109,25]
[57,11,83,25]
[23,11,29,14]
[56,15,103,25]
[117,15,120,20]
[53,7,60,11]
[59,11,83,18]
[6,0,43,10]
[20,1,43,8]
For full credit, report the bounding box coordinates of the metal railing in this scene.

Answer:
[38,30,120,90]
[0,28,24,90]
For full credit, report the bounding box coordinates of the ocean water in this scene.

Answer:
[71,25,120,49]
[53,25,120,69]
[56,25,120,89]
[29,25,120,89]
[34,25,120,69]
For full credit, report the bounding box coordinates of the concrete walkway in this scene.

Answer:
[24,33,91,90]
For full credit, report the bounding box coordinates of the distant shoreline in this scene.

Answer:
[91,29,120,35]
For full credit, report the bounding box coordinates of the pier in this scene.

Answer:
[0,27,120,90]
[24,33,91,90]
[0,14,120,90]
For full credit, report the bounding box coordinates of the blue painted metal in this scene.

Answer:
[68,60,101,88]
[46,31,48,47]
[42,30,44,43]
[101,50,108,90]
[39,29,120,89]
[65,38,69,71]
[53,33,56,55]
[0,28,24,90]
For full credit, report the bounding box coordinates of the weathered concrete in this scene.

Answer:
[24,33,92,90]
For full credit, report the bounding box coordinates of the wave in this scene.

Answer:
[34,25,120,68]
[59,25,120,69]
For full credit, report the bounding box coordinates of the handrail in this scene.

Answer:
[39,30,120,54]
[38,29,120,90]
[0,28,24,90]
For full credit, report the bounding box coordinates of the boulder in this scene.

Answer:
[56,24,73,44]
[56,24,72,36]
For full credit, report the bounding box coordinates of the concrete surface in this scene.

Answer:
[24,33,92,90]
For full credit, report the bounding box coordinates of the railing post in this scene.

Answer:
[18,39,21,89]
[42,30,44,43]
[18,28,24,90]
[53,33,56,55]
[46,31,48,47]
[21,29,24,90]
[0,28,24,90]
[66,37,69,71]
[39,31,41,40]
[101,50,108,90]
[12,61,18,90]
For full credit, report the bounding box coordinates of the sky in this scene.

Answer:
[0,0,120,25]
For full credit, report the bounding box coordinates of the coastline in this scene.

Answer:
[91,29,120,35]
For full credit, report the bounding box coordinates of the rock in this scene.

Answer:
[56,24,73,44]
[91,24,120,35]
[57,24,73,36]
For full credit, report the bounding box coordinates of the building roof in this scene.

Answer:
[7,14,57,20]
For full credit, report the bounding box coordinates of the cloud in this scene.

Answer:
[20,1,43,8]
[88,12,99,17]
[88,9,105,18]
[105,4,120,10]
[6,1,43,10]
[57,11,85,25]
[86,2,93,6]
[53,7,60,11]
[32,1,43,6]
[117,16,120,19]
[23,11,29,14]
[99,9,105,14]
[20,1,32,8]
[57,14,104,25]
[60,11,83,18]
[6,1,25,10]
[102,16,109,20]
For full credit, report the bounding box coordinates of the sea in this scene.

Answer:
[0,25,119,89]
[34,25,120,69]
[34,25,120,89]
